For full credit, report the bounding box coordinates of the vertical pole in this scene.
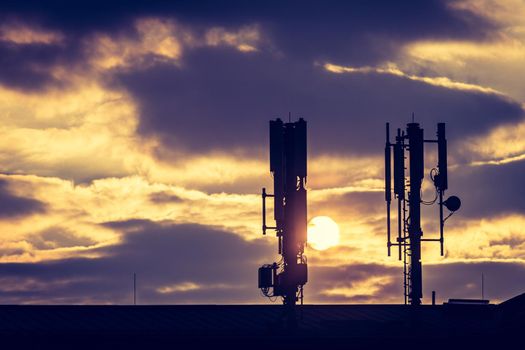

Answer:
[482,273,485,300]
[133,273,136,306]
[398,199,402,261]
[262,188,267,235]
[283,123,297,309]
[432,291,436,306]
[407,123,424,306]
[395,128,404,261]
[403,197,408,305]
[439,190,444,256]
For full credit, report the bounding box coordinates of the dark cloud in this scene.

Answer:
[308,263,402,303]
[0,0,498,93]
[424,261,525,303]
[450,159,525,219]
[254,0,496,65]
[0,179,46,218]
[29,228,96,250]
[149,191,183,204]
[489,236,525,249]
[0,0,517,157]
[0,20,85,91]
[115,47,523,157]
[311,191,383,218]
[0,43,63,90]
[0,220,275,304]
[0,0,496,64]
[0,220,523,304]
[307,261,525,304]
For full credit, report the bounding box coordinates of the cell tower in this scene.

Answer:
[385,122,461,305]
[258,118,308,325]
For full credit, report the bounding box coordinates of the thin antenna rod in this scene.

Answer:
[133,273,136,305]
[482,273,484,300]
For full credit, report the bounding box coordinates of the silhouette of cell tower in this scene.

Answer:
[385,121,461,305]
[259,118,308,325]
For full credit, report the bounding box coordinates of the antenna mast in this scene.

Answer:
[385,121,461,305]
[259,117,308,328]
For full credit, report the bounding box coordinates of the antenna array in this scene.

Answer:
[385,122,461,305]
[258,118,308,327]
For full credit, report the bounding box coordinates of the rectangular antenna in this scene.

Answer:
[294,119,307,246]
[437,123,448,191]
[385,123,391,202]
[270,119,285,227]
[408,123,424,181]
[393,129,404,200]
[294,118,307,178]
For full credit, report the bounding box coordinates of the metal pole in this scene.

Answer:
[262,188,266,235]
[439,190,444,256]
[386,123,392,256]
[407,123,424,306]
[482,273,485,300]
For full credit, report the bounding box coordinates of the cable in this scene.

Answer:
[421,168,439,205]
[421,189,438,205]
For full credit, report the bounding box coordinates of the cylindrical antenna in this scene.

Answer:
[385,123,392,256]
[385,123,392,202]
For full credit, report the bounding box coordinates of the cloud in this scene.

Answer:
[399,0,525,103]
[28,228,96,250]
[0,1,523,306]
[307,263,402,303]
[307,260,525,304]
[114,46,523,158]
[424,260,525,303]
[0,42,69,90]
[458,120,525,164]
[0,220,274,304]
[324,62,502,95]
[0,217,523,305]
[451,158,525,218]
[0,178,46,218]
[444,215,525,260]
[0,21,63,45]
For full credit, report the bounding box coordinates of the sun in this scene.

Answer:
[307,216,340,251]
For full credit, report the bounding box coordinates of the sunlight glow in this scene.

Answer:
[307,216,340,251]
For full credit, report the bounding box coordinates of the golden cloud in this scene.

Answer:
[89,18,261,70]
[459,120,525,165]
[0,22,63,45]
[323,62,501,95]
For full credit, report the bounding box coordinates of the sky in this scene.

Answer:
[0,0,524,305]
